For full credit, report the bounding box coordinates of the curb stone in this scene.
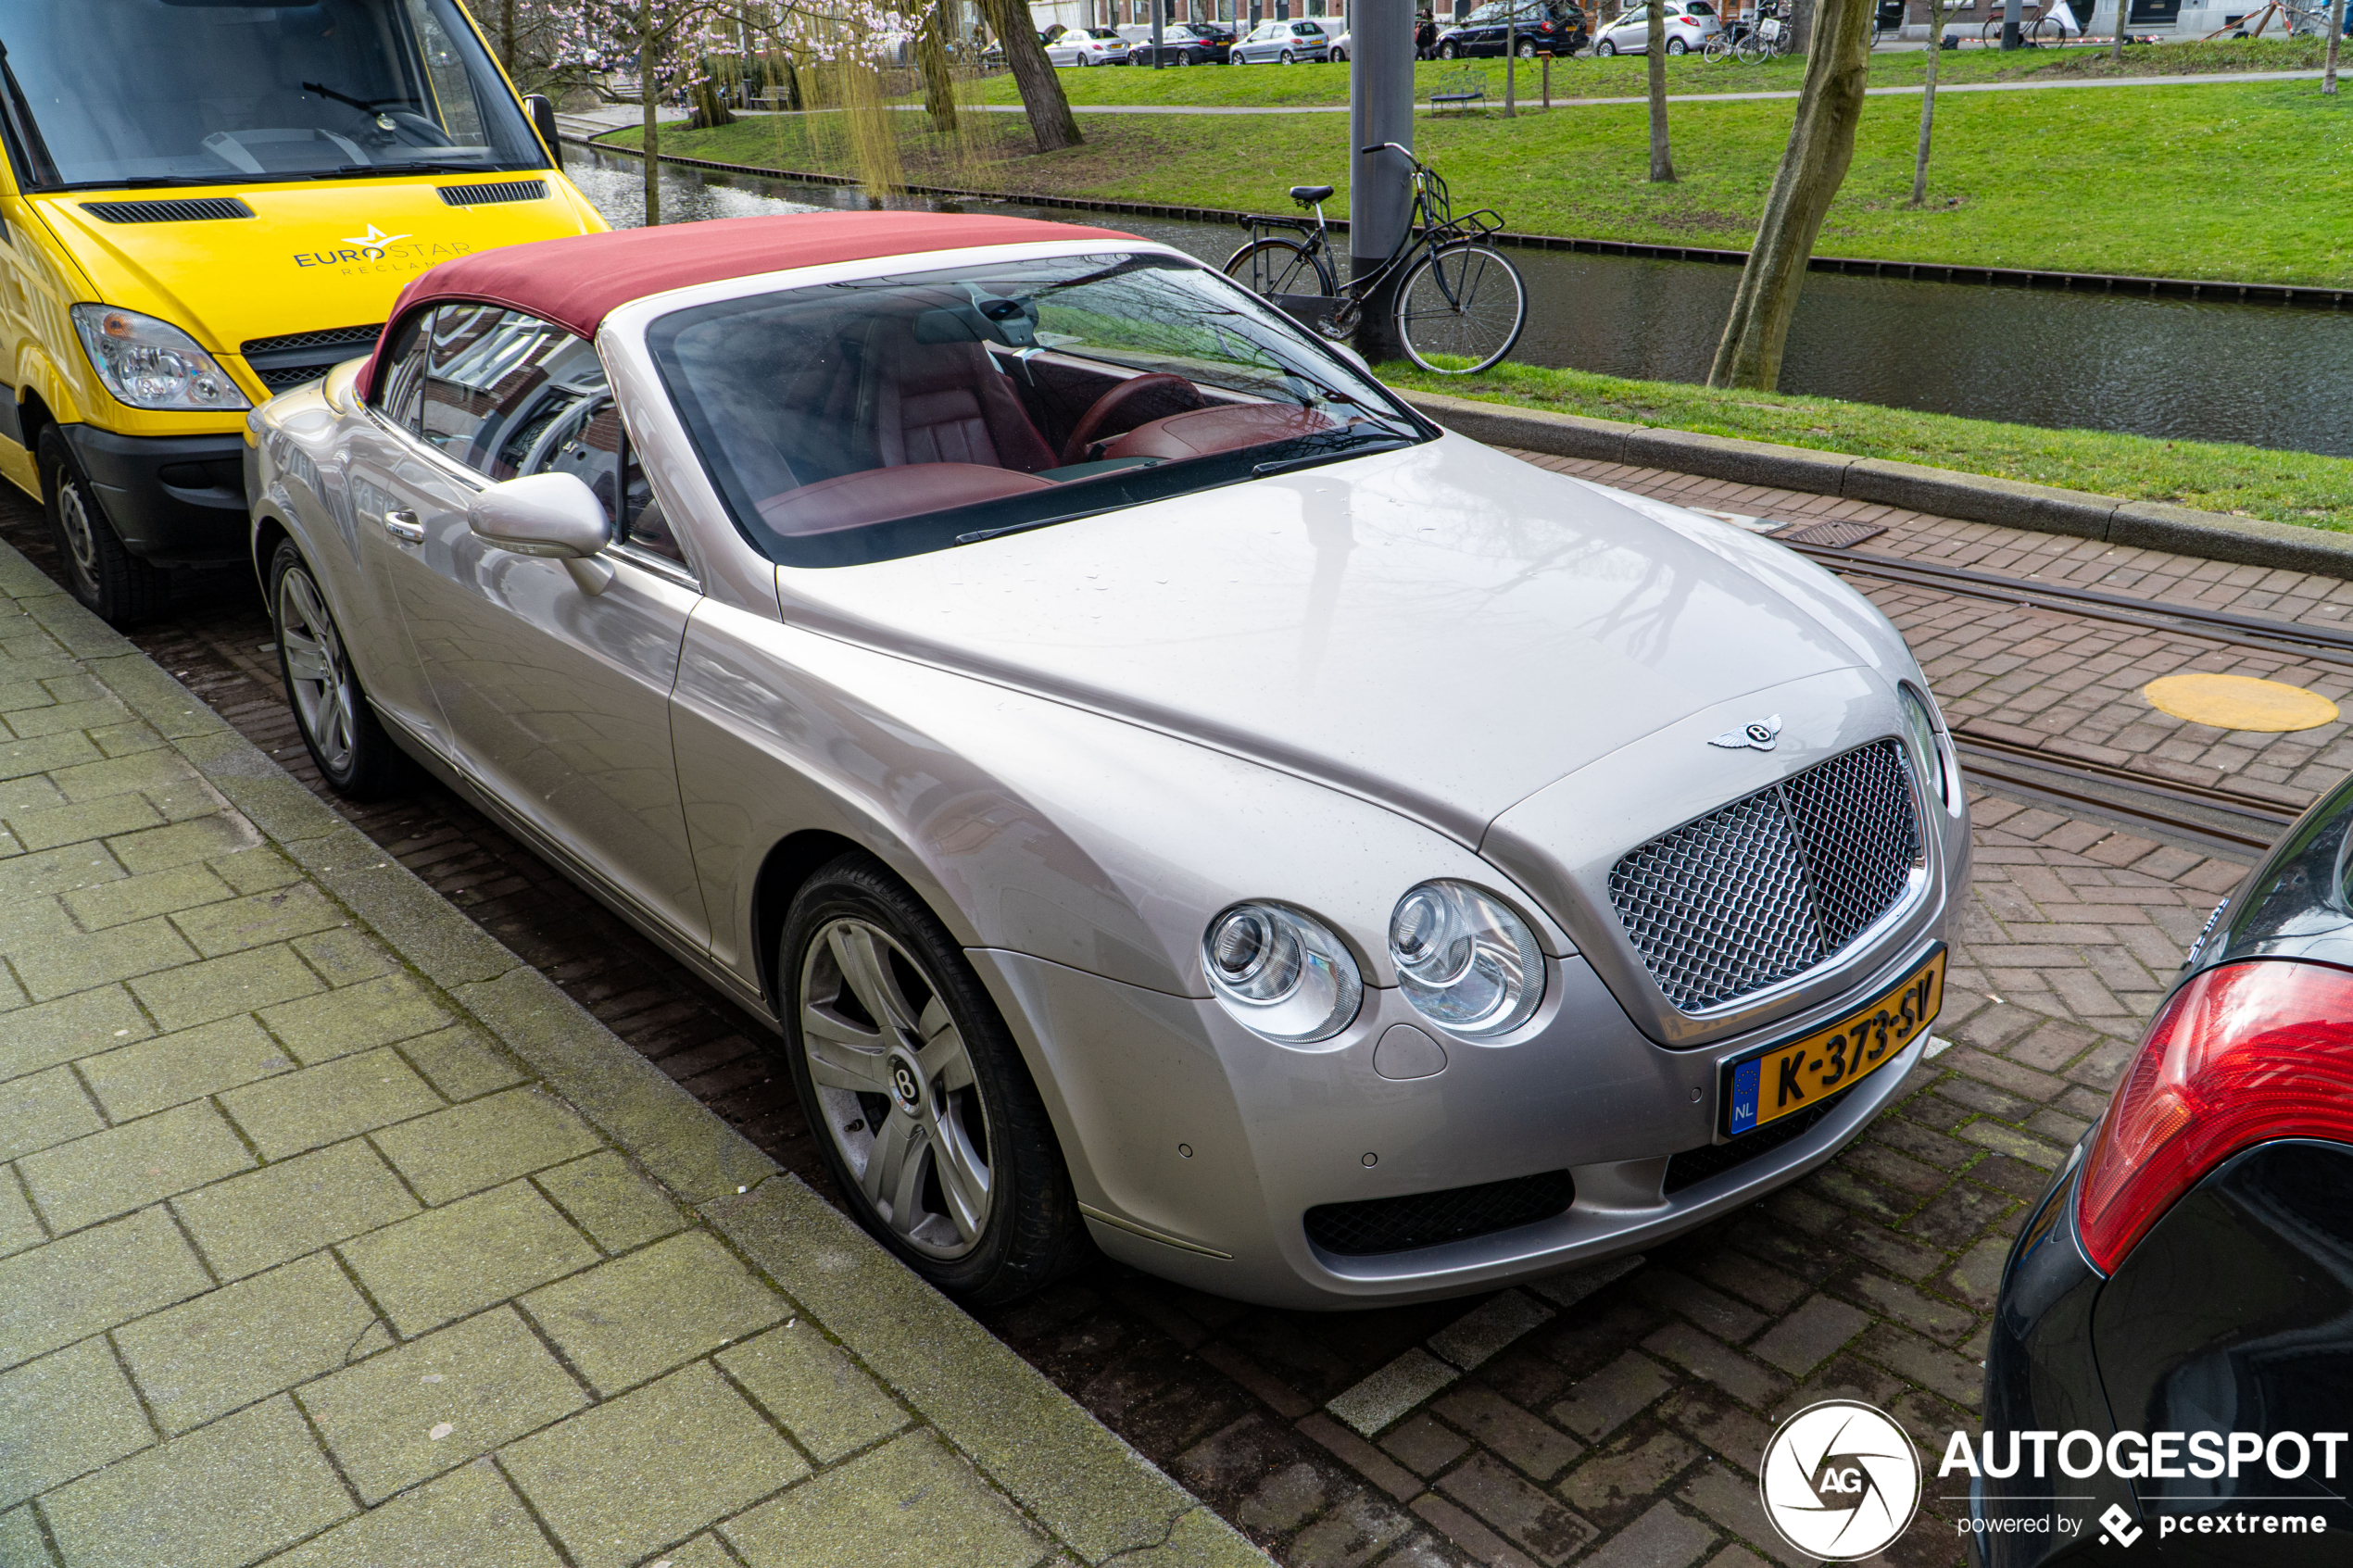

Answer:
[1398,388,2353,581]
[0,542,1268,1568]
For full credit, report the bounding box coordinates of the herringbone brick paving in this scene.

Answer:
[2,456,2312,1567]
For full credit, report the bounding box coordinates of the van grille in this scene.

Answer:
[1607,740,1919,1012]
[82,197,255,224]
[241,325,384,393]
[438,180,549,207]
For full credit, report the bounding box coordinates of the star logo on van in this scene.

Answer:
[341,224,410,249]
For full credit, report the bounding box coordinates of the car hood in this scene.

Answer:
[29,177,602,357]
[774,433,1869,843]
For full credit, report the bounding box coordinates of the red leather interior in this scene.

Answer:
[1103,403,1340,462]
[1059,373,1207,466]
[755,463,1054,537]
[872,334,1057,474]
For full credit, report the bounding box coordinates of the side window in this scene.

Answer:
[528,400,686,569]
[375,311,431,433]
[421,306,607,482]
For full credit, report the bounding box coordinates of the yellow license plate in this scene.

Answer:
[1722,947,1945,1137]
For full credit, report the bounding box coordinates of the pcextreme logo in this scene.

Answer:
[1758,1400,1922,1561]
[292,223,475,276]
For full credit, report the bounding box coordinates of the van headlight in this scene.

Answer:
[1389,880,1544,1037]
[71,305,250,412]
[1202,901,1362,1044]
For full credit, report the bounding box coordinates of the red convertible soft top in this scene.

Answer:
[360,209,1135,397]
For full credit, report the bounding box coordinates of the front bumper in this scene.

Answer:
[974,922,1951,1310]
[61,425,248,566]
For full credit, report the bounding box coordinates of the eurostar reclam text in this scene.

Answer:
[1940,1431,2352,1480]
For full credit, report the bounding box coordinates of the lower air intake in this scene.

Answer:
[1305,1170,1574,1256]
[1662,1084,1853,1195]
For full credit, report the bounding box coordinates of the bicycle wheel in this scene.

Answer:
[1224,236,1336,299]
[1980,16,2003,42]
[1704,32,1733,57]
[1734,31,1766,59]
[1395,242,1526,374]
[2025,14,2057,42]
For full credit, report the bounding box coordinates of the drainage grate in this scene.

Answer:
[1663,1084,1854,1195]
[82,197,255,224]
[1772,519,1886,548]
[1305,1170,1575,1257]
[438,180,550,207]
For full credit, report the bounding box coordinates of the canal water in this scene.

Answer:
[571,149,2353,458]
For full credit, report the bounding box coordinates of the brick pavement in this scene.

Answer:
[0,540,1265,1568]
[0,460,2320,1568]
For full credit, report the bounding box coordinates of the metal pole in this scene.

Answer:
[1350,0,1414,361]
[1154,0,1166,64]
[2001,0,2021,44]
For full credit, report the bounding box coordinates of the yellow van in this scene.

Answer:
[0,0,608,621]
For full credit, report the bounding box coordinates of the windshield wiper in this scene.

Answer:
[333,160,496,177]
[1252,435,1415,477]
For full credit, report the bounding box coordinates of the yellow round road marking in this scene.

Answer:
[2143,672,2340,733]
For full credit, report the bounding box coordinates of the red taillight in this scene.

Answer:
[2076,960,2353,1273]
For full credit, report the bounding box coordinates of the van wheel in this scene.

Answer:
[41,429,165,625]
[780,853,1087,1306]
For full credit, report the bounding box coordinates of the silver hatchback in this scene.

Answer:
[247,212,1966,1309]
[1229,18,1333,59]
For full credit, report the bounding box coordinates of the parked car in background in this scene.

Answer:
[1434,0,1591,55]
[1976,775,2353,1562]
[1191,18,1242,44]
[981,25,1061,66]
[1328,26,1353,56]
[1126,22,1234,61]
[1591,0,1719,51]
[247,209,1967,1311]
[1229,19,1333,60]
[1045,26,1133,63]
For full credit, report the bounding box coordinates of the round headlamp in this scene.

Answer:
[1202,901,1362,1044]
[1388,880,1544,1037]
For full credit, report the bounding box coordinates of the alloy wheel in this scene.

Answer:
[277,567,360,776]
[799,916,996,1259]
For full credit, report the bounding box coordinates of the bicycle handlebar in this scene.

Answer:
[1361,141,1410,157]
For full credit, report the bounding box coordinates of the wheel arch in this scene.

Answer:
[749,826,879,1017]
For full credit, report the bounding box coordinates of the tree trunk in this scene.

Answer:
[501,0,519,73]
[640,7,661,227]
[2113,0,2131,58]
[1647,2,1675,178]
[978,0,1085,150]
[919,1,962,132]
[687,76,736,128]
[1706,0,1871,389]
[1505,18,1516,114]
[1909,0,1942,204]
[2327,0,2344,92]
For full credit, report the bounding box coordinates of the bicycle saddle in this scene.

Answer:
[1289,184,1335,207]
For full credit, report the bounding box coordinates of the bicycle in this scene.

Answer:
[1223,144,1529,375]
[1980,3,2059,44]
[1703,19,1743,57]
[1733,3,1791,60]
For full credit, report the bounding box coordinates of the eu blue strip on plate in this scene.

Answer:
[1727,1058,1760,1136]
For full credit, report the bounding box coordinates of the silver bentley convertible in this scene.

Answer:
[246,212,1969,1308]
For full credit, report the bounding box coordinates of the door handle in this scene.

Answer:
[380,509,423,544]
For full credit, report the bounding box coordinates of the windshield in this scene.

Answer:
[0,0,548,190]
[648,250,1427,569]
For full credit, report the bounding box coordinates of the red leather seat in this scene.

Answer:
[868,332,1056,474]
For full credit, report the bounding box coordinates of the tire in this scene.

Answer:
[1395,242,1527,374]
[268,538,411,798]
[1517,37,1539,55]
[40,427,166,626]
[1666,35,1689,52]
[1332,44,1348,58]
[1280,47,1295,61]
[1594,36,1617,53]
[1981,18,2002,42]
[1704,33,1733,58]
[2027,15,2058,42]
[780,854,1085,1305]
[1734,32,1762,58]
[1438,39,1459,56]
[1224,234,1337,298]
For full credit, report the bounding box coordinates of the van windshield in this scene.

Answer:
[0,0,548,190]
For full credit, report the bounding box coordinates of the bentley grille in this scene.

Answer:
[1607,739,1920,1011]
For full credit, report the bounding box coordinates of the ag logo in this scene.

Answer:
[1758,1399,1921,1561]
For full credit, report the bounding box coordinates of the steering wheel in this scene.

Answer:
[1061,374,1205,466]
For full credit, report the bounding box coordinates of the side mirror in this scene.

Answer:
[469,472,615,594]
[524,93,564,169]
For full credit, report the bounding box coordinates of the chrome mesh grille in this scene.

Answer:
[1608,739,1919,1011]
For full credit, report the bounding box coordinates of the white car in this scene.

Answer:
[1229,19,1333,61]
[1328,26,1353,57]
[1045,26,1132,64]
[1592,0,1720,52]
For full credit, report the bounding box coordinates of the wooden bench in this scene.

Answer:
[1428,69,1485,112]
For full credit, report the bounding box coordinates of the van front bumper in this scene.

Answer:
[62,426,248,567]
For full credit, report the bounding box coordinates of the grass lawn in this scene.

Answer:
[610,69,2353,284]
[1382,360,2353,529]
[937,34,2347,108]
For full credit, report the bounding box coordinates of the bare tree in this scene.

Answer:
[2327,0,2345,93]
[1646,0,1674,181]
[976,0,1084,149]
[1706,0,1872,389]
[2112,0,2131,60]
[1909,0,1944,205]
[917,0,962,130]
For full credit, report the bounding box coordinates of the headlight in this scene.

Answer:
[1897,683,1955,810]
[1389,880,1544,1037]
[1202,901,1362,1044]
[71,305,250,413]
